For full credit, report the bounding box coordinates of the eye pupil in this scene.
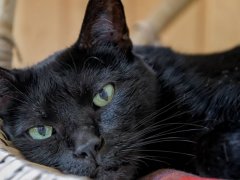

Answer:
[37,126,46,136]
[99,89,108,101]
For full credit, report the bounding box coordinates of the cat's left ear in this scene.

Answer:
[77,0,132,53]
[0,67,17,115]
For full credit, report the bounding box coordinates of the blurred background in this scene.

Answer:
[8,0,240,67]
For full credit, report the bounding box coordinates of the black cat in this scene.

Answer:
[1,0,240,179]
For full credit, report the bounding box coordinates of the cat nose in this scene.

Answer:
[73,137,103,159]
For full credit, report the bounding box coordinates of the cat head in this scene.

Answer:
[0,0,157,179]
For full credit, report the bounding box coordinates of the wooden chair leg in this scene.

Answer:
[0,0,16,69]
[132,0,195,45]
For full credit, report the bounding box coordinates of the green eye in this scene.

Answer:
[28,126,53,140]
[93,84,115,107]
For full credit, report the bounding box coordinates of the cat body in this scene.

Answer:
[0,0,240,179]
[135,45,240,178]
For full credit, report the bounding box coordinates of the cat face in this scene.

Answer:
[0,0,157,179]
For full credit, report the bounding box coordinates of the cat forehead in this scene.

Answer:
[68,45,129,66]
[15,45,137,107]
[25,54,130,92]
[27,66,111,94]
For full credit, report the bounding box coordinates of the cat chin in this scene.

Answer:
[49,151,138,179]
[61,164,136,180]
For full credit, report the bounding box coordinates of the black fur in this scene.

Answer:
[0,0,240,179]
[135,45,240,178]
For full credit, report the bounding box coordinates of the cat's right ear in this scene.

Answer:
[76,0,132,53]
[0,67,17,115]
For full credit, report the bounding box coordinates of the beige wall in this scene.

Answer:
[13,0,240,68]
